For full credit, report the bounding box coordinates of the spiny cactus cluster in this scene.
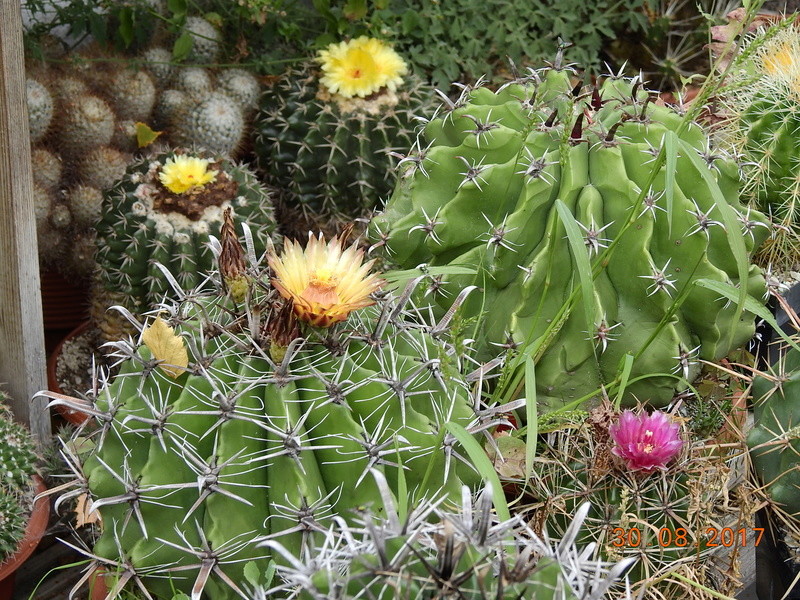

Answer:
[254,58,435,225]
[51,227,522,600]
[259,486,635,600]
[0,390,39,559]
[519,404,755,599]
[371,61,770,410]
[91,149,278,344]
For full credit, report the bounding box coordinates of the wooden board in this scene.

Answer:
[0,0,50,443]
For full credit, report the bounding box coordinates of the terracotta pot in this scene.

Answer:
[40,269,90,331]
[0,476,50,600]
[89,567,110,600]
[47,321,91,425]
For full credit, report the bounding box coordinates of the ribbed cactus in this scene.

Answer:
[261,486,634,600]
[0,391,39,560]
[371,62,769,409]
[523,404,753,599]
[254,38,435,220]
[717,22,800,268]
[93,150,278,333]
[748,343,800,520]
[54,232,503,600]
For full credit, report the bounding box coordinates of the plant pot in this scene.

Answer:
[0,476,50,600]
[47,321,92,426]
[40,268,90,331]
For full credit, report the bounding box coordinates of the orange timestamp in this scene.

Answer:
[609,526,764,548]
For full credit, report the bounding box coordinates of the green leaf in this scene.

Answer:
[614,354,635,410]
[88,11,107,44]
[343,0,367,20]
[135,122,162,148]
[167,0,187,16]
[263,560,276,589]
[173,32,194,60]
[117,7,134,48]
[524,356,537,481]
[170,594,190,600]
[444,422,511,523]
[381,265,476,283]
[243,561,261,588]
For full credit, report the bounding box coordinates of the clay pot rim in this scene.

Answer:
[46,320,92,426]
[0,475,50,582]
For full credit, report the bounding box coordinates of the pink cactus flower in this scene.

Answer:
[609,410,684,472]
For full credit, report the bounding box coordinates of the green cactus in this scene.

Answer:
[371,63,770,410]
[26,78,54,144]
[254,63,435,220]
[261,485,634,600]
[748,344,800,520]
[92,150,278,339]
[717,22,800,269]
[57,243,495,600]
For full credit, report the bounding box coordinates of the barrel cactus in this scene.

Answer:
[716,20,800,268]
[53,226,503,600]
[254,36,435,222]
[371,62,770,410]
[748,342,800,520]
[92,149,278,341]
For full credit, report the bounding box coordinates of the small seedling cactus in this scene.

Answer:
[92,150,278,342]
[371,58,770,409]
[254,37,435,223]
[51,224,509,600]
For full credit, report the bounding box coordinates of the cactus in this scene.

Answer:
[370,63,770,410]
[254,38,435,220]
[67,185,105,228]
[173,66,214,98]
[173,91,245,157]
[77,146,131,192]
[141,46,176,88]
[31,147,62,192]
[104,69,157,122]
[56,93,116,161]
[521,403,755,599]
[216,68,260,114]
[26,78,54,143]
[183,16,222,64]
[748,343,800,520]
[93,149,278,331]
[0,391,39,561]
[53,229,501,600]
[716,21,800,269]
[261,485,634,600]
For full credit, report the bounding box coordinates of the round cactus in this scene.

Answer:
[371,65,770,410]
[216,68,260,113]
[60,235,494,600]
[66,184,104,228]
[94,150,278,322]
[105,68,157,122]
[173,66,213,98]
[31,147,62,192]
[77,146,130,192]
[182,16,221,64]
[56,94,116,160]
[140,46,176,88]
[174,91,245,157]
[26,78,54,143]
[254,38,435,219]
[152,88,188,129]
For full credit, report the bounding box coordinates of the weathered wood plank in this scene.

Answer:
[0,0,51,443]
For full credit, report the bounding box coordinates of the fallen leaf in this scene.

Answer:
[135,122,162,148]
[142,317,188,378]
[76,492,101,527]
[486,434,527,479]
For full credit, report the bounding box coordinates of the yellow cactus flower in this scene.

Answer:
[318,36,407,98]
[756,26,800,97]
[268,233,385,327]
[158,155,218,194]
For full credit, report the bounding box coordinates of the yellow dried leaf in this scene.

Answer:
[75,492,100,527]
[135,121,162,148]
[141,316,188,378]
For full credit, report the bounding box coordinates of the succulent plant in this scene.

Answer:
[0,390,40,561]
[370,61,770,410]
[56,93,116,161]
[92,150,277,340]
[183,15,222,64]
[520,403,755,599]
[254,37,435,221]
[26,77,54,144]
[52,225,507,600]
[172,91,246,157]
[260,484,635,600]
[748,342,800,520]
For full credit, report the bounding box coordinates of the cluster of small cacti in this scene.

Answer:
[91,149,278,343]
[0,390,39,560]
[370,61,770,410]
[519,403,755,599]
[715,19,800,270]
[53,224,514,600]
[254,37,436,227]
[259,486,635,599]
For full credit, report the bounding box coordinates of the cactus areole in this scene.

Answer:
[371,65,769,410]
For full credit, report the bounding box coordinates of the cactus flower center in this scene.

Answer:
[609,409,683,472]
[268,233,385,327]
[318,36,407,99]
[159,155,218,195]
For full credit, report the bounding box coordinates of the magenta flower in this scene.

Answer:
[609,410,684,472]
